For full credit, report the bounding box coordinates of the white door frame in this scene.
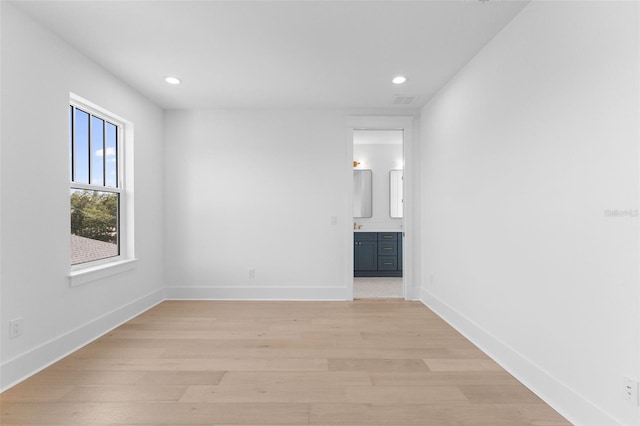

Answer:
[344,116,416,301]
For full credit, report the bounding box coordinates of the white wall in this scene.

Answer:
[0,3,165,389]
[164,110,353,299]
[353,143,403,230]
[419,2,639,425]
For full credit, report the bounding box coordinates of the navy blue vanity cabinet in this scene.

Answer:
[354,232,403,277]
[354,232,377,271]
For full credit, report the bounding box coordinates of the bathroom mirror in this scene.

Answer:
[390,170,403,218]
[353,170,372,218]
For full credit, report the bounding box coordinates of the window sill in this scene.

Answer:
[69,258,137,287]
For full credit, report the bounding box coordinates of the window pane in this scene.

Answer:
[105,122,118,188]
[70,189,119,265]
[91,116,105,186]
[74,109,90,184]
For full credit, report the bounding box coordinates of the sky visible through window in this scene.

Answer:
[70,107,117,187]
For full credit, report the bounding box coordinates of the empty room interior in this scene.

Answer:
[1,1,639,425]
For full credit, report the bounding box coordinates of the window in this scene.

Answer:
[69,98,126,268]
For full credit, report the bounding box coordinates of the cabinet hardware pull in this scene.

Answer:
[383,262,393,265]
[383,247,392,250]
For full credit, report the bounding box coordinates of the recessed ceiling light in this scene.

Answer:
[165,76,181,85]
[392,76,407,85]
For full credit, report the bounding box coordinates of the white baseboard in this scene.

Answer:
[0,288,165,392]
[165,285,348,301]
[421,288,619,426]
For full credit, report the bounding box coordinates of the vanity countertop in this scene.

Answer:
[354,229,402,233]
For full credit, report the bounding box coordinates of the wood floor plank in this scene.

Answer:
[69,345,166,360]
[136,371,225,385]
[309,403,571,425]
[344,385,467,404]
[0,384,74,402]
[179,383,347,403]
[423,358,504,372]
[15,370,147,386]
[458,383,545,404]
[106,329,301,340]
[0,300,570,426]
[1,402,310,425]
[218,371,372,387]
[182,370,373,404]
[162,343,454,360]
[57,385,188,402]
[49,357,327,372]
[328,358,430,372]
[369,370,522,387]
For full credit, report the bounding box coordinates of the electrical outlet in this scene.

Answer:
[623,376,639,405]
[248,268,256,279]
[329,216,337,225]
[9,318,23,339]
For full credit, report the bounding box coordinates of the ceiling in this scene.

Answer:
[10,0,529,110]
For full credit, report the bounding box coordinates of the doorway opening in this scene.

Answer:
[350,125,408,299]
[353,129,404,299]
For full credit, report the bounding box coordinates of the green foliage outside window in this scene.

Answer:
[70,190,118,243]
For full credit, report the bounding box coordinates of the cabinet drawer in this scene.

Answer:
[378,232,397,241]
[354,232,377,241]
[378,256,397,270]
[378,241,397,256]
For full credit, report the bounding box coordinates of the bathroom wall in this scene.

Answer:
[353,137,403,231]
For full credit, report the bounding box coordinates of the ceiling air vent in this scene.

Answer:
[392,95,416,105]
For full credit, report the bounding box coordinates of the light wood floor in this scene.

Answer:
[0,300,571,425]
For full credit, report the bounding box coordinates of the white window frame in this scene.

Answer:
[68,93,136,286]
